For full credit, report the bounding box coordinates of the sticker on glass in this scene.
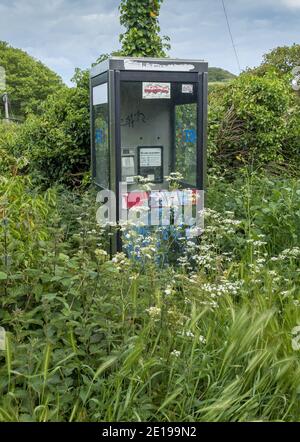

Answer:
[182,84,193,94]
[143,82,171,99]
[122,156,135,177]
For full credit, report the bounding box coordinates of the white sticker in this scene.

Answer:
[143,82,171,99]
[122,156,135,177]
[140,148,162,167]
[124,60,195,72]
[0,327,6,351]
[147,174,155,181]
[122,156,134,168]
[126,176,135,184]
[182,84,193,94]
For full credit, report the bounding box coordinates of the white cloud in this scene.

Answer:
[281,0,300,8]
[0,0,299,82]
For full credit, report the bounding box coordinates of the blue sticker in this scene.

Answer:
[183,129,196,143]
[95,129,105,144]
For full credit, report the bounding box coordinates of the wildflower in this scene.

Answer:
[112,252,127,264]
[179,330,194,338]
[201,280,242,297]
[170,350,181,358]
[164,286,173,296]
[129,274,139,281]
[199,335,206,344]
[279,248,300,260]
[95,249,108,257]
[165,172,184,183]
[253,241,267,247]
[146,307,161,319]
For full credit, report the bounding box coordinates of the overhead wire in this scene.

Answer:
[221,0,242,73]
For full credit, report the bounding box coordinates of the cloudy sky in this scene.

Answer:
[0,0,299,84]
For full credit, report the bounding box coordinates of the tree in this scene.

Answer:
[0,41,64,118]
[252,44,300,76]
[119,0,170,57]
[208,67,235,83]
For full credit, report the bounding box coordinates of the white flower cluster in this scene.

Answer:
[201,280,243,298]
[199,335,206,344]
[132,175,154,191]
[279,247,300,260]
[95,249,108,257]
[164,286,173,296]
[177,241,233,273]
[111,252,129,270]
[170,350,181,358]
[178,330,207,344]
[269,248,300,265]
[246,235,268,247]
[129,273,139,281]
[94,249,109,263]
[146,306,161,320]
[179,330,195,338]
[199,300,219,309]
[165,172,184,183]
[203,209,242,236]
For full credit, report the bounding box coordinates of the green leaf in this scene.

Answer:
[0,272,8,280]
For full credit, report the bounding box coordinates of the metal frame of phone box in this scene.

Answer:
[90,57,208,252]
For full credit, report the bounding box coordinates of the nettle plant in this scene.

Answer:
[119,0,170,57]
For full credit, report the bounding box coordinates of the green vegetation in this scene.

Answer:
[208,67,235,83]
[252,43,300,76]
[0,41,64,118]
[208,71,300,171]
[3,51,298,189]
[11,85,90,187]
[0,172,300,421]
[119,0,170,57]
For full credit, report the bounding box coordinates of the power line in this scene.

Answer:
[221,0,242,73]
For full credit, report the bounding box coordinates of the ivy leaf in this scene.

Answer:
[0,272,8,280]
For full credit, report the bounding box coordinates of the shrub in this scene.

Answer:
[11,86,90,187]
[0,175,57,274]
[208,72,300,171]
[0,122,28,176]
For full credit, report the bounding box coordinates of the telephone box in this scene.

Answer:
[90,57,208,252]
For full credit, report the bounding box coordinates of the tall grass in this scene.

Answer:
[0,172,300,421]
